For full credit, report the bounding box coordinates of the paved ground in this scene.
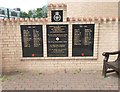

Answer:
[1,69,119,90]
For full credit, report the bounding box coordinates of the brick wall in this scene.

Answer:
[49,1,119,17]
[0,19,2,75]
[119,23,120,50]
[67,2,118,18]
[0,17,118,73]
[118,23,120,50]
[1,2,119,73]
[118,2,120,50]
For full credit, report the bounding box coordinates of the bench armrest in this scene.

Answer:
[102,50,120,63]
[102,50,120,56]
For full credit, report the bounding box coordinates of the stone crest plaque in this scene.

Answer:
[47,25,68,57]
[72,24,94,56]
[51,10,63,22]
[21,25,43,57]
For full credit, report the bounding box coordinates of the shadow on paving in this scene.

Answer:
[1,70,119,91]
[1,90,119,92]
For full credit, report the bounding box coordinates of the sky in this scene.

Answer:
[0,0,119,12]
[0,0,48,12]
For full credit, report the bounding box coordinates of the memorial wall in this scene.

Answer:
[1,2,119,73]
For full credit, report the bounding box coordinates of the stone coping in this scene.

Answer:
[0,17,118,23]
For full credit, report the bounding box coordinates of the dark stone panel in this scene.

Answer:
[72,24,95,56]
[47,24,68,57]
[21,25,43,57]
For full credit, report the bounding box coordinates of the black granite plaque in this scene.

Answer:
[51,10,63,22]
[21,25,43,57]
[47,25,68,57]
[72,24,94,56]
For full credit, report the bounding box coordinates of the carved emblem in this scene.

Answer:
[53,12,61,21]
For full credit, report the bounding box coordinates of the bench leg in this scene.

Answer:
[118,72,120,78]
[102,64,107,77]
[116,71,119,74]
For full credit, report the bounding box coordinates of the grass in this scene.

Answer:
[0,75,9,82]
[74,68,81,74]
[38,72,42,75]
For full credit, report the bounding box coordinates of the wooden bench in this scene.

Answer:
[102,50,120,77]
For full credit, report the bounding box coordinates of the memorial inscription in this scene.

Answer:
[47,25,68,57]
[72,24,94,56]
[21,25,43,57]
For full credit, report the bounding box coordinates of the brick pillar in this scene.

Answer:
[118,2,120,50]
[0,20,2,76]
[0,19,2,92]
[118,22,120,50]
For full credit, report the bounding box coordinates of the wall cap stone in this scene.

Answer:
[48,3,67,8]
[0,17,118,23]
